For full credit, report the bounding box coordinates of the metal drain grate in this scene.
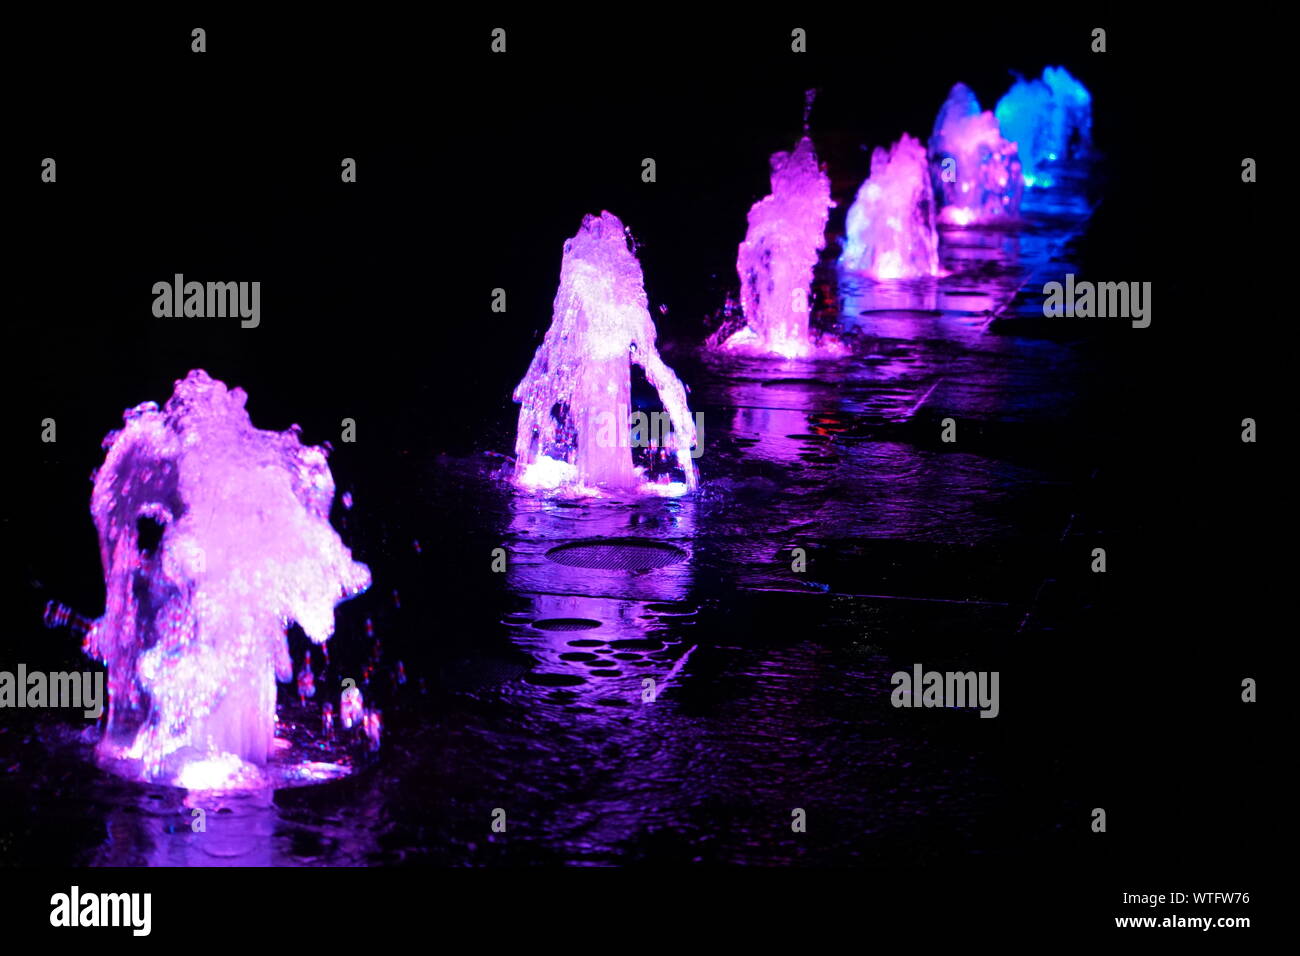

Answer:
[532,618,602,631]
[545,538,686,571]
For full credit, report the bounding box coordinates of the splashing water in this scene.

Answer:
[995,66,1092,188]
[512,212,699,496]
[839,133,943,280]
[713,136,843,358]
[84,370,371,788]
[929,83,1023,226]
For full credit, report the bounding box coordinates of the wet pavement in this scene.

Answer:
[0,175,1154,867]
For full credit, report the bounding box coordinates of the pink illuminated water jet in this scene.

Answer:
[512,211,699,496]
[840,133,942,280]
[929,83,1023,226]
[85,370,371,788]
[713,136,843,358]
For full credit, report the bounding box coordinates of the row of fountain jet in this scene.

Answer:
[510,68,1093,494]
[71,69,1090,789]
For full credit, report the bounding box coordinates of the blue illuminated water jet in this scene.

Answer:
[995,66,1092,188]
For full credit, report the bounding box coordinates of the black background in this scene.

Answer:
[2,9,1278,935]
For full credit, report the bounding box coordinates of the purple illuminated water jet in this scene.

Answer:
[84,370,371,788]
[839,133,943,280]
[929,83,1023,226]
[713,136,844,358]
[512,211,699,496]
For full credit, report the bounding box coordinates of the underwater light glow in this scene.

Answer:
[840,132,942,280]
[929,83,1023,225]
[512,211,699,496]
[84,370,371,787]
[994,65,1092,188]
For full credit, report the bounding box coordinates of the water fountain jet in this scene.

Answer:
[840,132,943,280]
[712,135,844,358]
[512,211,699,496]
[995,66,1092,188]
[84,370,371,789]
[929,83,1023,226]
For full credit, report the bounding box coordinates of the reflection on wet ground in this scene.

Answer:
[2,178,1109,866]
